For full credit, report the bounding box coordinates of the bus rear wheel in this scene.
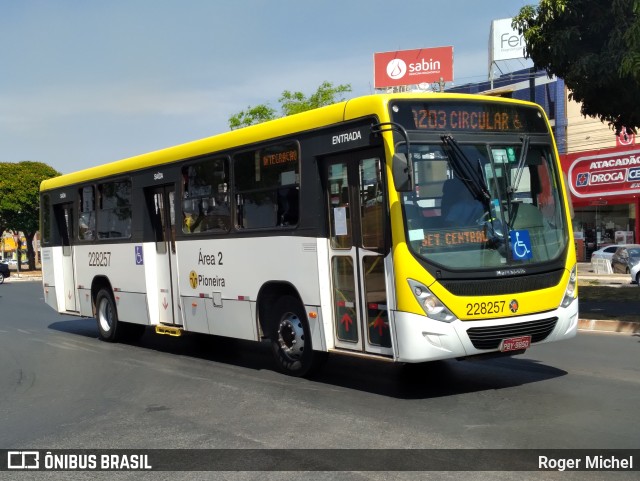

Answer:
[96,288,120,342]
[95,288,146,342]
[269,296,326,377]
[96,289,146,342]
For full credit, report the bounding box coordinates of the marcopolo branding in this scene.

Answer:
[496,268,527,276]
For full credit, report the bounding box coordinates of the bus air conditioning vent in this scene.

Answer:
[440,269,564,296]
[466,317,558,350]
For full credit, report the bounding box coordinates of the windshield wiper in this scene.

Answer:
[509,135,530,195]
[441,135,490,203]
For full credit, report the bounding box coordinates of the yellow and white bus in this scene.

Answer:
[40,93,578,376]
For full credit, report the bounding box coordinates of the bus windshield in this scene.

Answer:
[401,140,569,270]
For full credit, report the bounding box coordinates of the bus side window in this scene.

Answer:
[234,142,300,230]
[78,185,95,241]
[97,180,132,239]
[41,194,51,245]
[277,187,299,226]
[181,158,230,234]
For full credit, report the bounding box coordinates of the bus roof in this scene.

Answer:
[40,93,542,192]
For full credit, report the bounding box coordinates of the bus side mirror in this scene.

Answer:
[392,153,413,192]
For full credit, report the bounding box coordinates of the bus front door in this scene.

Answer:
[146,185,181,326]
[53,203,77,312]
[324,152,392,356]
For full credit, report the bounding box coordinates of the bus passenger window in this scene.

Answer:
[41,194,51,245]
[78,186,96,241]
[277,187,299,226]
[234,142,300,230]
[97,180,132,239]
[181,158,230,234]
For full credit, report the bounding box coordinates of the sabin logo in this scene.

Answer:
[386,59,407,80]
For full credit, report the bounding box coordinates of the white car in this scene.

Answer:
[590,244,637,271]
[629,255,640,287]
[590,244,618,263]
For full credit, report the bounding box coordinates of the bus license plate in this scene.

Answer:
[500,335,531,352]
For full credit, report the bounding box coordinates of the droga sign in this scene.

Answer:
[373,46,453,89]
[563,147,640,198]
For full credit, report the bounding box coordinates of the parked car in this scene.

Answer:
[610,245,640,274]
[631,259,640,286]
[0,262,9,284]
[590,244,621,264]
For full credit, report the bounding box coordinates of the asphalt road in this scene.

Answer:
[0,281,638,480]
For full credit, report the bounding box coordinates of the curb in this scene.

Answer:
[4,276,42,282]
[578,318,639,334]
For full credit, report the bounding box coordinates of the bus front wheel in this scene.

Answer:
[269,296,326,377]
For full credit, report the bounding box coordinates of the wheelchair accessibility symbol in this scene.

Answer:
[509,230,532,260]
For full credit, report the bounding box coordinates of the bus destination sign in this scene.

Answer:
[261,148,298,167]
[390,101,548,134]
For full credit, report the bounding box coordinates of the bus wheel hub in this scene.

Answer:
[277,315,305,360]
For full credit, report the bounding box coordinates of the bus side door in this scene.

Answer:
[145,185,181,326]
[324,151,393,356]
[53,202,78,312]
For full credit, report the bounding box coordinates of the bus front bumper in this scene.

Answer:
[393,300,579,363]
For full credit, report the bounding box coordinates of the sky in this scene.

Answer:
[0,0,534,174]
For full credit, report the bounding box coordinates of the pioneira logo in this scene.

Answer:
[386,59,407,80]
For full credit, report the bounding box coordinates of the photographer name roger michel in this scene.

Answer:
[539,455,634,472]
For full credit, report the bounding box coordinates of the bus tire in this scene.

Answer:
[95,288,121,342]
[269,295,326,377]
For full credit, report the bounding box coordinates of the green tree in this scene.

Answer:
[513,0,640,134]
[228,81,352,130]
[228,104,277,130]
[0,161,60,270]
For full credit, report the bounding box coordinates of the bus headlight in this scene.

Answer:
[407,279,456,323]
[561,265,578,308]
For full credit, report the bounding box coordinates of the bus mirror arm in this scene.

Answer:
[392,153,413,192]
[371,122,413,192]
